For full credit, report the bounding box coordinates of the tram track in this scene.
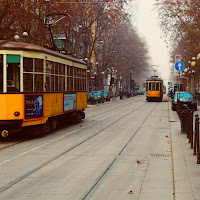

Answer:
[0,100,150,193]
[86,98,143,119]
[0,97,142,152]
[81,102,159,200]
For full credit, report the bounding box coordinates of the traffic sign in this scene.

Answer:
[91,74,95,80]
[186,77,189,83]
[168,82,172,86]
[175,55,181,63]
[175,61,185,71]
[174,55,181,76]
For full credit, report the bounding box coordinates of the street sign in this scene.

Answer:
[175,55,181,62]
[175,61,185,71]
[168,82,172,86]
[91,74,95,80]
[174,55,181,76]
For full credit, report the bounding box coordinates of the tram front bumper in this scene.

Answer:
[0,119,23,134]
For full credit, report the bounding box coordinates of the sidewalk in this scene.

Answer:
[170,102,200,200]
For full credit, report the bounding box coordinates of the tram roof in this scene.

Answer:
[0,40,86,65]
[146,76,163,81]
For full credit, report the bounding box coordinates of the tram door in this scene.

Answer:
[7,55,20,92]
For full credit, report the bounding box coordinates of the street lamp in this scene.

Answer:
[189,58,196,96]
[197,53,200,60]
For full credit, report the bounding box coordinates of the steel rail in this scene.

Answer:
[81,102,159,200]
[0,101,149,193]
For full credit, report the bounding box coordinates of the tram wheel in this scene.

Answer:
[75,112,82,123]
[41,120,51,134]
[51,118,58,130]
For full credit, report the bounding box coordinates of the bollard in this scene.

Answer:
[180,105,187,132]
[194,114,199,155]
[186,106,190,139]
[196,115,200,164]
[189,110,194,148]
[185,106,189,135]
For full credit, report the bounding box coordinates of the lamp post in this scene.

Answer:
[120,76,123,99]
[183,67,189,91]
[190,57,196,96]
[130,69,133,95]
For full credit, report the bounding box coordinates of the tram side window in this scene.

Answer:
[59,64,65,91]
[59,76,65,91]
[51,75,54,91]
[46,74,50,91]
[55,75,58,91]
[23,58,33,72]
[34,74,43,92]
[34,59,44,92]
[23,58,33,92]
[83,69,86,90]
[67,65,73,91]
[67,77,73,91]
[55,63,59,91]
[35,59,43,72]
[74,67,78,91]
[0,55,3,92]
[24,73,33,92]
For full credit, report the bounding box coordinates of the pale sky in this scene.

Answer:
[128,0,171,84]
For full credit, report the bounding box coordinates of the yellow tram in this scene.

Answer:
[146,76,163,102]
[0,40,87,137]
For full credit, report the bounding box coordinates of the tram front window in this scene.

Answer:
[152,82,155,90]
[7,63,20,92]
[149,82,152,90]
[0,55,3,92]
[156,83,160,91]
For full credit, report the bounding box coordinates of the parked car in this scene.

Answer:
[88,91,105,104]
[172,91,197,111]
[101,90,111,101]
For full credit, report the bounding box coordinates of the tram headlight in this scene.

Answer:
[14,111,20,117]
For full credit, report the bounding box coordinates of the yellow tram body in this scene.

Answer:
[0,41,87,137]
[146,76,163,102]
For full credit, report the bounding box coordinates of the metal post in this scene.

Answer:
[190,110,194,148]
[187,107,190,138]
[196,115,200,164]
[194,114,198,155]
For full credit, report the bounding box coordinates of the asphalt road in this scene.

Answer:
[0,95,173,200]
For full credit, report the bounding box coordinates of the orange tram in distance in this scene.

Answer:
[146,76,163,102]
[0,40,87,137]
